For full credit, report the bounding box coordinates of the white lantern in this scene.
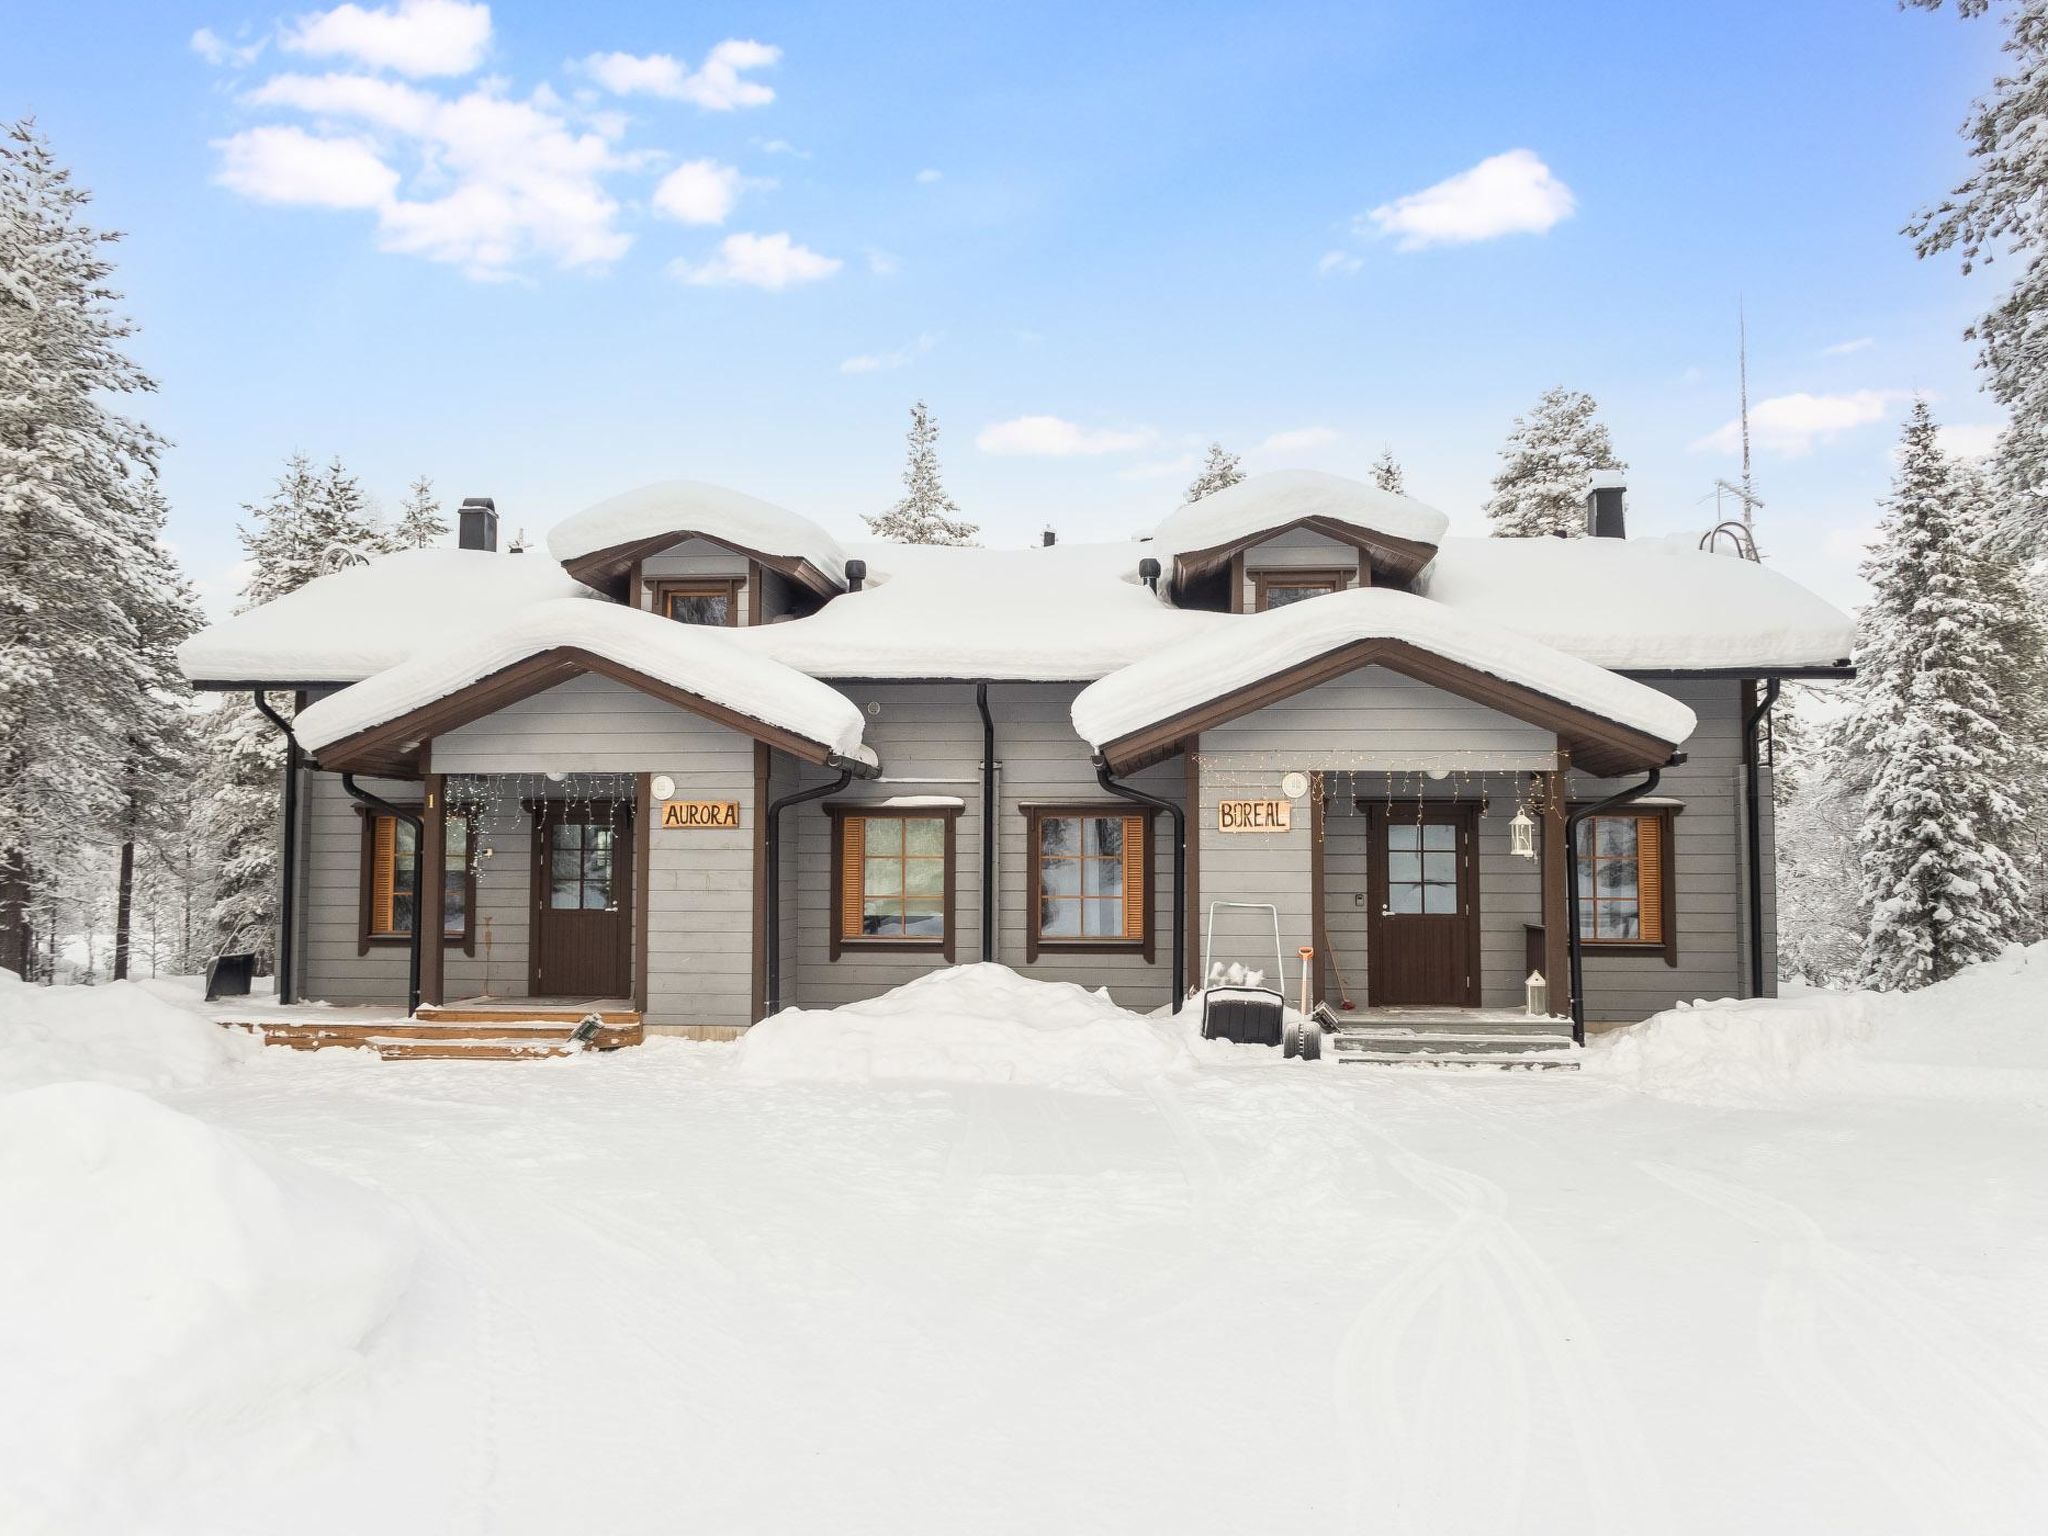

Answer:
[1525,970,1549,1017]
[1509,808,1536,859]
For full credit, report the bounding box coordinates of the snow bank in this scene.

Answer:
[547,479,849,586]
[1148,469,1450,560]
[0,1082,414,1529]
[177,546,598,686]
[0,968,260,1096]
[732,964,1196,1089]
[295,597,872,761]
[1072,585,1698,750]
[1419,534,1856,672]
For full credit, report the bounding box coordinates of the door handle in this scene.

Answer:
[1380,906,1395,918]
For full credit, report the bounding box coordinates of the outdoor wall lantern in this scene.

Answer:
[1509,808,1537,859]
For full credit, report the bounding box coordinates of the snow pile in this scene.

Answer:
[1419,534,1856,671]
[0,969,261,1096]
[177,546,598,685]
[295,597,873,762]
[732,963,1196,1089]
[0,1083,415,1529]
[1072,585,1698,750]
[547,479,849,587]
[1148,469,1450,560]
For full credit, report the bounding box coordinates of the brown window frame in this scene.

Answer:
[1570,803,1679,967]
[651,577,742,627]
[1023,803,1154,962]
[356,808,478,956]
[827,804,961,961]
[1251,567,1354,613]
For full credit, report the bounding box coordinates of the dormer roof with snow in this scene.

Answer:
[1147,470,1452,594]
[547,480,849,601]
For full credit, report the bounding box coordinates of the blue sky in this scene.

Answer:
[5,0,2011,614]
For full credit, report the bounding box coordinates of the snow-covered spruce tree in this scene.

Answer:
[391,474,447,549]
[1484,387,1625,538]
[0,119,170,978]
[1852,401,2033,989]
[1184,442,1244,503]
[865,400,979,544]
[1370,447,1406,496]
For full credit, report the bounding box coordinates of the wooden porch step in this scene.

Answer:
[218,1017,642,1057]
[1332,1030,1575,1053]
[1337,1050,1581,1071]
[413,1004,641,1026]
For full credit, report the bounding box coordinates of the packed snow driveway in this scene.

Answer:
[3,961,2046,1534]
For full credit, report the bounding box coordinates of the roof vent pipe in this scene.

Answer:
[844,558,866,592]
[1138,556,1161,592]
[1586,471,1626,539]
[458,497,499,552]
[1042,526,1056,547]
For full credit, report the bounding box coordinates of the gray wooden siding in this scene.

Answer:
[1240,527,1359,608]
[435,673,754,775]
[639,538,753,625]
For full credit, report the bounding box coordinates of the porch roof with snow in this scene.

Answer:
[547,481,850,601]
[1147,470,1452,591]
[1072,587,1699,776]
[293,600,877,777]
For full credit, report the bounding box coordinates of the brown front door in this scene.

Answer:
[531,799,634,999]
[1366,803,1479,1007]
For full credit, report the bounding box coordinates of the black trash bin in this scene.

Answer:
[204,952,256,1001]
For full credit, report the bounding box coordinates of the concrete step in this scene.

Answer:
[1332,1031,1575,1054]
[1337,1051,1581,1071]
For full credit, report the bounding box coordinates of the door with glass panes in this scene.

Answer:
[1364,803,1479,1007]
[530,799,634,999]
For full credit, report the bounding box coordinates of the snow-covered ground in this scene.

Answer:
[3,958,2046,1534]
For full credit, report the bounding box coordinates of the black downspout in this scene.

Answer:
[1094,757,1186,1013]
[340,772,424,1015]
[1742,677,1781,1000]
[976,683,996,963]
[250,692,300,1004]
[1563,765,1665,1045]
[763,767,853,1016]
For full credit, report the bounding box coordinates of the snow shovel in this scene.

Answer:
[1199,902,1287,1047]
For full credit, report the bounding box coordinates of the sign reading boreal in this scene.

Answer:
[661,800,742,830]
[1216,799,1292,833]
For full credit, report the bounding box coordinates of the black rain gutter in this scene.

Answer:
[762,750,878,1017]
[1742,677,1782,1000]
[976,683,996,962]
[1093,755,1186,1013]
[338,772,423,1015]
[249,692,302,1005]
[1563,760,1673,1046]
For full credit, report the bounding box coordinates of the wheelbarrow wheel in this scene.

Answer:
[1282,1017,1303,1059]
[1299,1022,1322,1061]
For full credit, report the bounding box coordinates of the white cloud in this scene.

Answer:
[1316,249,1362,277]
[579,40,779,109]
[865,247,901,277]
[1261,426,1339,453]
[1937,422,2003,461]
[214,125,398,208]
[839,332,936,374]
[191,27,265,67]
[755,137,807,157]
[975,415,1152,457]
[1691,389,1901,457]
[915,167,943,184]
[671,231,840,289]
[652,159,741,225]
[281,0,491,78]
[1363,148,1575,251]
[1822,336,1875,356]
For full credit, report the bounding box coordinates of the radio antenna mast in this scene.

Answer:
[1738,299,1755,528]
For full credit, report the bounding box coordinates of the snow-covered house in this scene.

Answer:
[177,471,1854,1037]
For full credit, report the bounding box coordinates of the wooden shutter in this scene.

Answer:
[837,815,865,946]
[370,815,396,934]
[1636,814,1664,943]
[1121,813,1147,947]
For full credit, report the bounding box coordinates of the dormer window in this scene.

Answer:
[653,579,740,626]
[1252,569,1353,612]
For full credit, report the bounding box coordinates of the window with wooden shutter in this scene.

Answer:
[829,806,959,960]
[1572,808,1676,962]
[359,812,475,951]
[1026,806,1152,961]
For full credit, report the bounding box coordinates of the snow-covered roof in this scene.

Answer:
[1418,535,1856,672]
[547,480,849,591]
[1148,470,1452,567]
[177,547,599,687]
[1071,586,1699,758]
[729,539,1232,681]
[293,599,871,765]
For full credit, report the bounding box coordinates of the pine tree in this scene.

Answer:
[1851,401,2033,989]
[1370,447,1406,496]
[1184,442,1244,503]
[865,400,979,545]
[0,118,170,978]
[391,474,447,549]
[1484,387,1625,538]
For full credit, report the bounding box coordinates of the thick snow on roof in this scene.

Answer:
[293,599,869,761]
[1071,586,1699,750]
[547,480,849,584]
[729,539,1231,681]
[1419,535,1856,671]
[1148,469,1451,560]
[177,548,598,686]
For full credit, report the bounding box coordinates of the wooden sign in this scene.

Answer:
[1217,799,1292,833]
[661,800,741,830]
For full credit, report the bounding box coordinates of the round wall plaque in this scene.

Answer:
[1280,771,1309,800]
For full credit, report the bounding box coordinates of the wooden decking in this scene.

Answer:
[1327,1006,1580,1070]
[216,997,645,1060]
